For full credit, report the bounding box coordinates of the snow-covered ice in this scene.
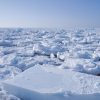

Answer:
[3,65,100,100]
[0,28,100,99]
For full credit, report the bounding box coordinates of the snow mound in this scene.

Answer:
[3,65,100,100]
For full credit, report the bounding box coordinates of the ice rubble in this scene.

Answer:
[0,28,100,99]
[0,88,20,100]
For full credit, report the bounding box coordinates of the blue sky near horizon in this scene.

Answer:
[0,0,100,28]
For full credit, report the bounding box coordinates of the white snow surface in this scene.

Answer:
[0,28,100,99]
[3,65,100,100]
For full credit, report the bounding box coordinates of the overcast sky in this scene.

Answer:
[0,0,100,28]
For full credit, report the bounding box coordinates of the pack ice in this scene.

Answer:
[1,28,100,100]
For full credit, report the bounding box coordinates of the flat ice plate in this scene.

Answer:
[3,65,100,100]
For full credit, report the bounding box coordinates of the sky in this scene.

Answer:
[0,0,100,28]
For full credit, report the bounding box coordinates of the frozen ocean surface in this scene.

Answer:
[0,28,100,99]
